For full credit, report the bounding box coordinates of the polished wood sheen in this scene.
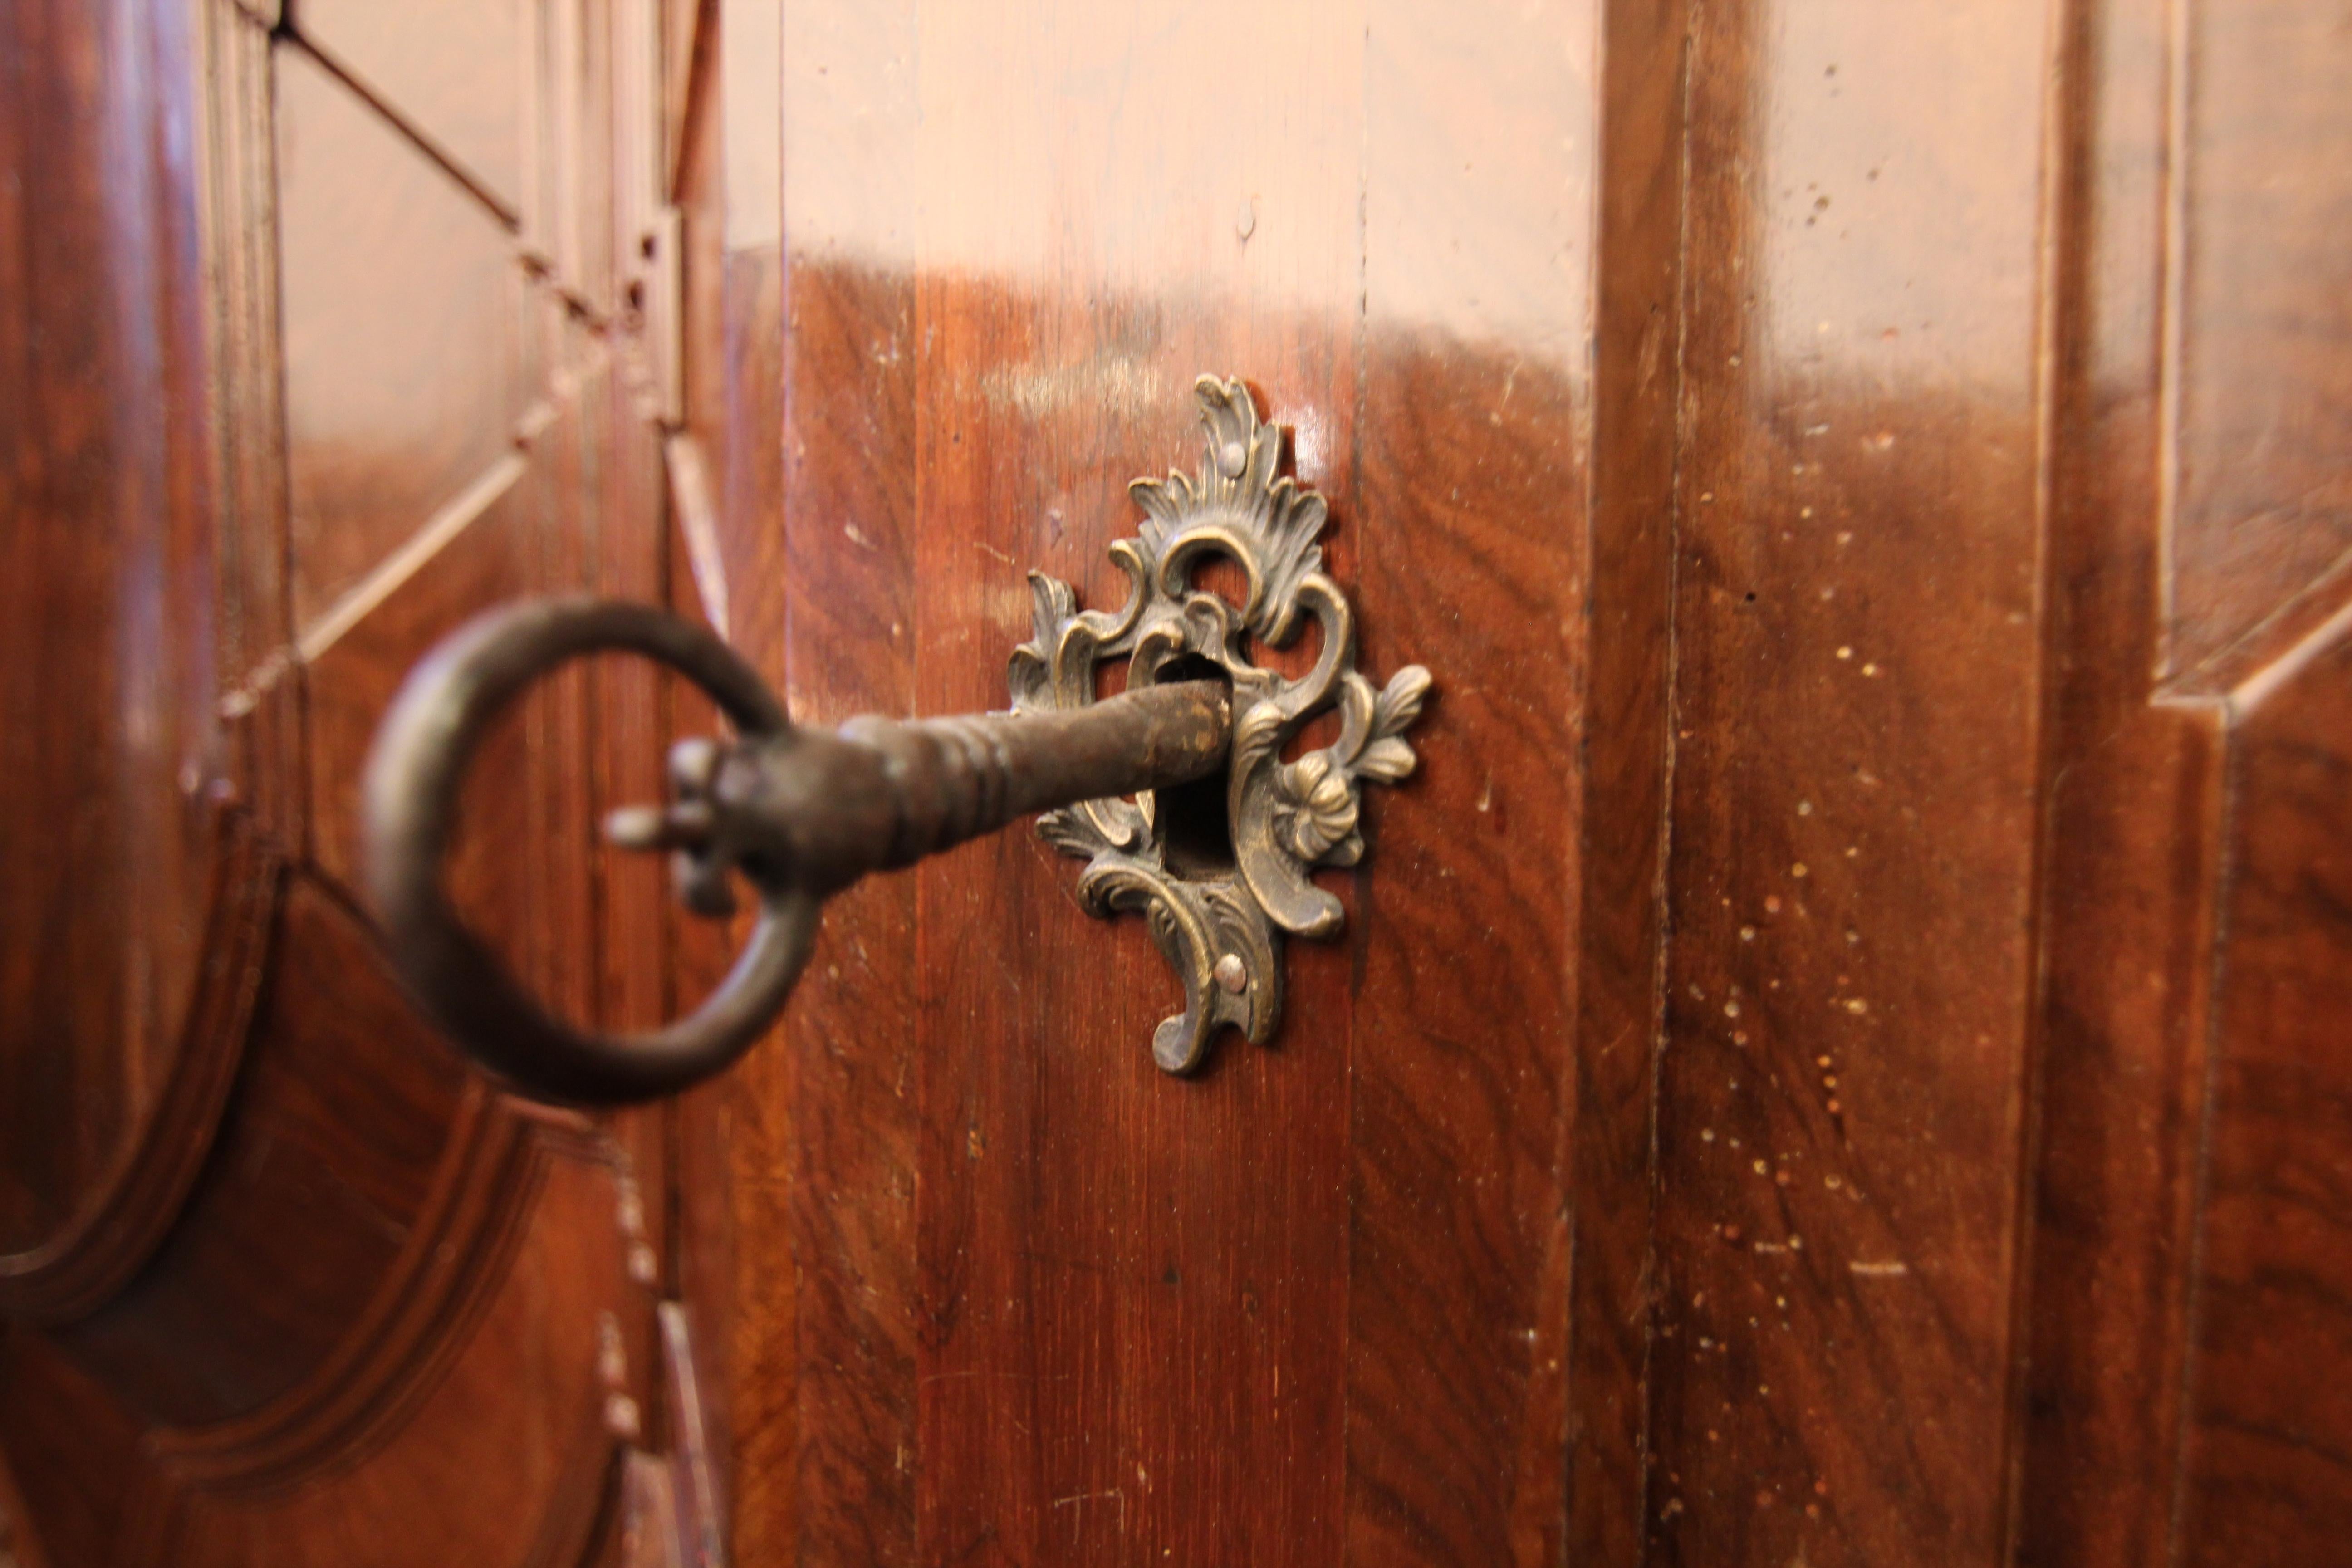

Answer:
[1352,4,1591,1564]
[8,0,2352,1563]
[1655,3,2054,1558]
[0,0,223,1263]
[720,1,2352,1566]
[1,0,701,1563]
[726,1,1602,1563]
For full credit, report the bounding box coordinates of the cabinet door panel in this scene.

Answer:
[0,0,691,1564]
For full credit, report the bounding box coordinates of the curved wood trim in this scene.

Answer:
[148,1098,614,1496]
[0,813,280,1324]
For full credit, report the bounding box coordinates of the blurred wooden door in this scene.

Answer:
[0,0,715,1563]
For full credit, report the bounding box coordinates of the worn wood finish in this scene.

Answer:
[767,5,925,1563]
[711,4,1617,1564]
[1651,0,2060,1559]
[11,0,2352,1563]
[721,0,2343,1563]
[1568,0,1686,1559]
[1350,2,1596,1565]
[705,2,2332,1565]
[905,8,1363,1566]
[775,246,924,1568]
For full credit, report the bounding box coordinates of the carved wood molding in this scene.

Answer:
[0,813,280,1324]
[39,1105,654,1568]
[148,1098,615,1497]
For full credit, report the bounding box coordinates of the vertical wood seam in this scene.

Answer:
[1629,4,1700,1558]
[2161,695,2240,1568]
[2150,0,2190,684]
[1999,0,2092,1551]
[1344,13,1371,1560]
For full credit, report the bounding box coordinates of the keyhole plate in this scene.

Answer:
[1008,374,1431,1073]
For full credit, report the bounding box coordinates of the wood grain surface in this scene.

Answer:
[2010,1,2228,1563]
[1351,3,1594,1565]
[0,0,224,1260]
[714,2,1612,1563]
[721,1,2352,1565]
[1,0,691,1562]
[1652,1,2058,1559]
[774,5,924,1563]
[7,0,2352,1563]
[2175,617,2352,1564]
[1569,0,1686,1558]
[2020,0,2352,1563]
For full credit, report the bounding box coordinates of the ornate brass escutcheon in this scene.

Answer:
[1013,376,1430,1072]
[362,376,1430,1105]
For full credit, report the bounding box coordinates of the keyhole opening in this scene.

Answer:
[1152,654,1235,878]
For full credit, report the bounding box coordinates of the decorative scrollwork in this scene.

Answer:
[1010,375,1432,1073]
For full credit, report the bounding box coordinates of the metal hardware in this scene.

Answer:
[362,376,1428,1105]
[1014,377,1430,1070]
[363,603,1226,1105]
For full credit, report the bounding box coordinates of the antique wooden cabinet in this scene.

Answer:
[3,0,2349,1564]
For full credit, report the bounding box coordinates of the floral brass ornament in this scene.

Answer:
[1010,375,1431,1073]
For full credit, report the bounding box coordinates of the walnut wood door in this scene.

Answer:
[7,0,2352,1566]
[0,0,718,1564]
[690,1,2352,1566]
